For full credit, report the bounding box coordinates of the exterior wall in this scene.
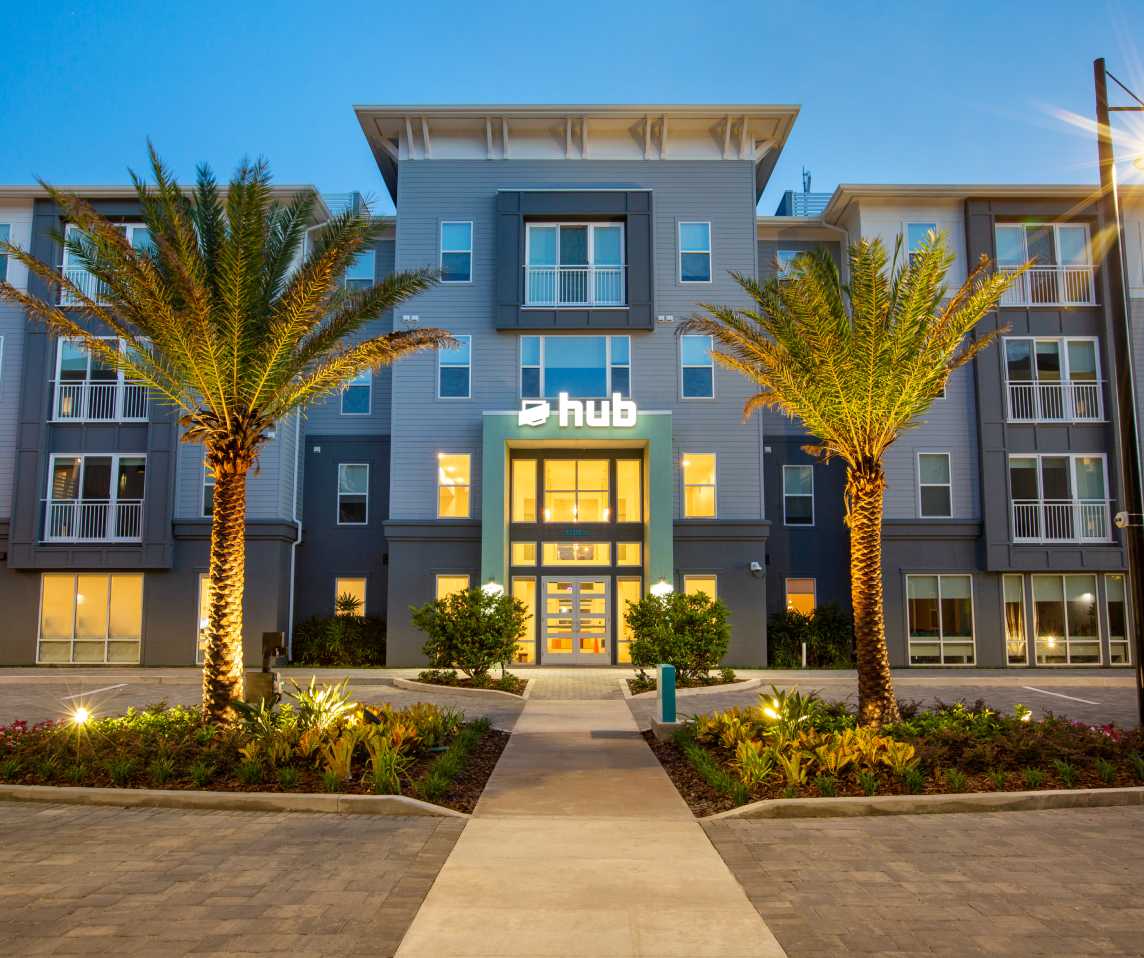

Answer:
[0,202,33,519]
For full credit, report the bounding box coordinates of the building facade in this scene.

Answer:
[0,105,1142,670]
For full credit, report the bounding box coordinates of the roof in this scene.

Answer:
[0,184,330,218]
[819,183,1120,223]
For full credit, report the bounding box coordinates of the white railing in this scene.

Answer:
[44,499,143,542]
[53,381,148,421]
[999,266,1096,307]
[1006,380,1103,422]
[524,266,626,307]
[59,266,110,306]
[1011,499,1111,543]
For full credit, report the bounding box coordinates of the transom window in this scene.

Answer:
[438,335,471,399]
[440,222,473,283]
[678,222,711,283]
[918,453,952,518]
[1032,574,1099,665]
[783,465,813,526]
[525,223,625,307]
[1003,337,1102,421]
[39,573,143,664]
[337,463,369,525]
[520,335,630,400]
[680,334,714,399]
[907,574,975,665]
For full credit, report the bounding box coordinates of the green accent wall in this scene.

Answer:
[480,411,673,588]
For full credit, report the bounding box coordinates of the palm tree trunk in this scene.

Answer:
[845,460,900,726]
[202,465,248,722]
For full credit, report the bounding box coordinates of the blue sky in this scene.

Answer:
[3,0,1140,213]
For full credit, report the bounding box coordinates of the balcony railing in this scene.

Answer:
[59,266,110,306]
[43,499,143,542]
[524,266,626,307]
[1006,380,1103,422]
[998,265,1096,307]
[1011,498,1111,543]
[53,381,148,421]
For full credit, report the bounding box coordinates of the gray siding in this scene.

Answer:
[174,428,299,521]
[0,304,25,517]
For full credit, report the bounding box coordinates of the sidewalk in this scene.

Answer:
[395,699,786,957]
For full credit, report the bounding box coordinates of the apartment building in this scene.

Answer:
[0,104,1142,670]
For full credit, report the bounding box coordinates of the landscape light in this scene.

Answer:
[70,706,91,726]
[650,579,673,597]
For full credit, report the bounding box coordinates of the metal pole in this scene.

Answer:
[1094,58,1144,724]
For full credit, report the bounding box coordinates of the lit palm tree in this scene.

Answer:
[0,150,450,721]
[682,234,1027,726]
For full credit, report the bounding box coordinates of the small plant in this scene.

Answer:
[901,767,925,795]
[758,687,823,746]
[321,728,362,780]
[882,740,918,776]
[64,764,86,785]
[719,667,737,684]
[0,759,20,780]
[677,733,749,805]
[775,749,809,788]
[365,733,412,795]
[321,770,343,793]
[189,762,214,788]
[1130,754,1144,782]
[943,768,968,793]
[987,769,1006,790]
[288,678,355,732]
[105,757,136,787]
[781,785,798,799]
[276,767,300,790]
[1094,758,1116,785]
[148,757,176,786]
[1052,760,1078,788]
[856,770,878,796]
[732,740,775,788]
[813,773,837,797]
[236,761,263,786]
[1023,767,1046,789]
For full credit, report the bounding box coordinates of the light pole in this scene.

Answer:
[1092,58,1144,724]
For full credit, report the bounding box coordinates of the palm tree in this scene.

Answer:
[682,234,1027,726]
[0,150,451,721]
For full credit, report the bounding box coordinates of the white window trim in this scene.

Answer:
[518,335,631,401]
[524,222,627,268]
[678,221,712,284]
[906,573,977,667]
[782,464,815,527]
[1031,573,1104,667]
[45,452,147,542]
[775,249,800,279]
[679,334,715,400]
[336,463,369,526]
[37,572,144,665]
[436,453,472,519]
[52,336,145,422]
[917,451,953,519]
[995,221,1093,267]
[340,369,372,416]
[437,334,472,400]
[1001,335,1104,421]
[681,453,718,519]
[440,220,474,284]
[1007,452,1110,501]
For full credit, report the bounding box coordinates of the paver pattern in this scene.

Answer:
[704,806,1144,957]
[0,801,464,957]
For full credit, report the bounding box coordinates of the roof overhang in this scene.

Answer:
[0,185,330,219]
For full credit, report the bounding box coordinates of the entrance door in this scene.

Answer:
[540,576,611,663]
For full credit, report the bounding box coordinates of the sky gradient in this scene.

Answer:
[3,1,1141,214]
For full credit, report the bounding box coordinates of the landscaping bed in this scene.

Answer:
[627,669,742,696]
[416,669,528,697]
[0,680,509,814]
[647,688,1144,816]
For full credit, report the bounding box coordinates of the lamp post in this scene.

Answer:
[1093,58,1144,724]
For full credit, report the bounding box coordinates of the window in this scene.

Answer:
[544,459,609,522]
[1106,574,1131,665]
[202,461,215,517]
[1003,337,1102,421]
[616,459,641,522]
[995,223,1094,305]
[334,577,366,614]
[195,574,210,665]
[918,453,952,518]
[440,221,472,283]
[53,337,147,421]
[1003,575,1027,665]
[438,335,471,399]
[519,335,630,400]
[786,578,816,615]
[337,463,369,525]
[616,577,642,664]
[344,250,375,291]
[783,465,814,526]
[511,577,537,663]
[0,224,9,282]
[341,370,371,415]
[679,222,711,283]
[525,223,625,306]
[510,542,537,566]
[683,575,717,599]
[437,453,471,518]
[436,574,470,599]
[60,223,153,305]
[775,249,799,278]
[1008,454,1109,542]
[682,454,716,518]
[1032,574,1100,664]
[907,574,975,665]
[541,542,611,566]
[616,543,642,566]
[512,459,537,522]
[38,573,143,664]
[45,454,146,541]
[906,223,936,265]
[680,335,714,399]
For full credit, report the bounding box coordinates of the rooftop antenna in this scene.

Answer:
[801,167,812,194]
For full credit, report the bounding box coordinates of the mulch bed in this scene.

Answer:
[643,730,736,815]
[437,728,510,813]
[627,676,745,695]
[415,671,529,696]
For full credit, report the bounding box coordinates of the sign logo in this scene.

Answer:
[518,392,637,429]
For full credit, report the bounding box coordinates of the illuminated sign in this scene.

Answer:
[519,392,637,428]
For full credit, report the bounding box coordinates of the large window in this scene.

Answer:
[680,334,714,399]
[541,542,611,566]
[616,459,641,522]
[1003,337,1101,422]
[46,454,146,541]
[344,250,375,291]
[511,577,537,663]
[520,335,630,400]
[440,222,473,283]
[438,335,471,399]
[437,453,471,518]
[786,578,816,615]
[543,459,609,522]
[334,577,367,614]
[39,573,143,664]
[995,223,1094,305]
[1106,574,1131,665]
[1009,454,1110,542]
[60,223,153,305]
[1032,574,1100,665]
[53,337,147,421]
[683,575,717,599]
[512,459,537,522]
[682,454,716,518]
[341,370,371,415]
[525,223,625,306]
[678,222,711,283]
[906,574,975,665]
[783,465,814,526]
[918,453,952,518]
[436,574,470,599]
[1003,575,1028,665]
[337,463,369,525]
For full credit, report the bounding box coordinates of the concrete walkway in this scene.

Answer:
[395,699,786,957]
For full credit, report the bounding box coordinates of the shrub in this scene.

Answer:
[626,591,730,683]
[766,603,854,669]
[411,587,527,679]
[292,613,386,667]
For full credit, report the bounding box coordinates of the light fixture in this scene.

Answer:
[650,579,673,597]
[70,706,91,726]
[481,580,504,596]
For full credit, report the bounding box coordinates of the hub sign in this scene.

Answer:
[519,392,638,429]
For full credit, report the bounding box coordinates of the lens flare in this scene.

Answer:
[71,706,91,725]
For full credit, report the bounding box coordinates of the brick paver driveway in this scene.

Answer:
[705,806,1144,957]
[0,801,464,957]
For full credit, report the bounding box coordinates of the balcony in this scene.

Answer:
[43,499,143,542]
[998,265,1096,307]
[59,266,109,307]
[1005,380,1103,423]
[524,266,626,308]
[1010,499,1112,543]
[53,380,148,421]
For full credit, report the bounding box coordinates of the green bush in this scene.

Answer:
[626,591,730,683]
[767,603,854,669]
[292,612,386,667]
[411,587,527,679]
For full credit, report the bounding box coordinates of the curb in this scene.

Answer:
[704,785,1144,821]
[628,677,764,701]
[393,676,532,701]
[0,783,468,817]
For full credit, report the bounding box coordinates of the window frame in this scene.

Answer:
[1007,452,1110,502]
[1002,573,1029,666]
[679,333,715,400]
[37,572,144,665]
[994,222,1093,267]
[917,451,953,519]
[1031,573,1103,666]
[523,223,627,309]
[344,249,376,291]
[435,573,471,599]
[340,369,372,416]
[775,248,800,279]
[905,222,937,264]
[439,220,474,284]
[336,462,370,526]
[45,452,147,541]
[682,574,718,599]
[1001,335,1103,422]
[1105,573,1132,666]
[518,334,631,400]
[681,452,717,519]
[785,577,817,615]
[436,453,472,519]
[782,464,814,527]
[678,221,713,284]
[334,576,367,614]
[905,573,977,666]
[437,334,472,400]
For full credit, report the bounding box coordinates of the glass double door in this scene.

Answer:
[540,576,611,663]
